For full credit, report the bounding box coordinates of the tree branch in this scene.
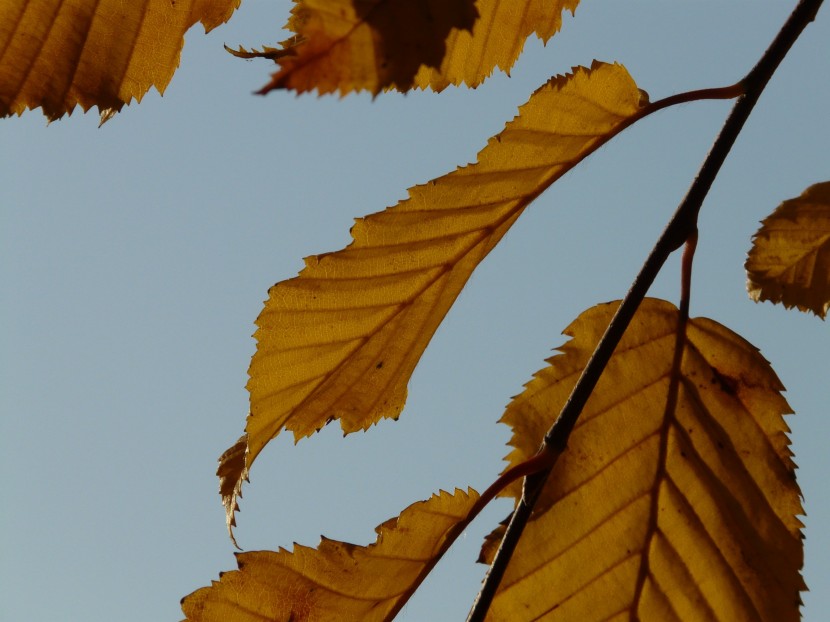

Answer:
[466,1,824,619]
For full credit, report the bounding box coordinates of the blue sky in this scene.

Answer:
[2,2,828,620]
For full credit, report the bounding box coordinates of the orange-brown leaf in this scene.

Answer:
[258,0,478,95]
[414,0,580,91]
[255,0,579,95]
[0,0,240,121]
[484,298,803,620]
[745,181,830,319]
[219,62,648,538]
[181,488,479,622]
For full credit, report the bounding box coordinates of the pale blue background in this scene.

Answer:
[1,1,828,620]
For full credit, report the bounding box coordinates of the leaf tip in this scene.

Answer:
[217,434,249,549]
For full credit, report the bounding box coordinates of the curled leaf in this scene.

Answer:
[746,181,830,319]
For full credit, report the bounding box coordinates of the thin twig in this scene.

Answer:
[466,1,824,619]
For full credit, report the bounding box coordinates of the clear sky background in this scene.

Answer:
[2,2,828,620]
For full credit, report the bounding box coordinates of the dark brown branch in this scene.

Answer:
[466,1,824,619]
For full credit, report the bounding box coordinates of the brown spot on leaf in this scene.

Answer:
[710,367,739,396]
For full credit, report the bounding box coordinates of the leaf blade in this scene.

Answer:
[745,181,830,319]
[258,0,478,95]
[0,0,240,121]
[255,0,579,95]
[413,0,580,91]
[181,488,480,622]
[485,299,803,621]
[221,61,649,537]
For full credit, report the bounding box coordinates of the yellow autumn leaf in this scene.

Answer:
[483,298,803,621]
[0,0,240,121]
[414,0,580,91]
[220,61,649,538]
[181,487,479,622]
[745,181,830,319]
[256,0,478,95]
[252,0,578,95]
